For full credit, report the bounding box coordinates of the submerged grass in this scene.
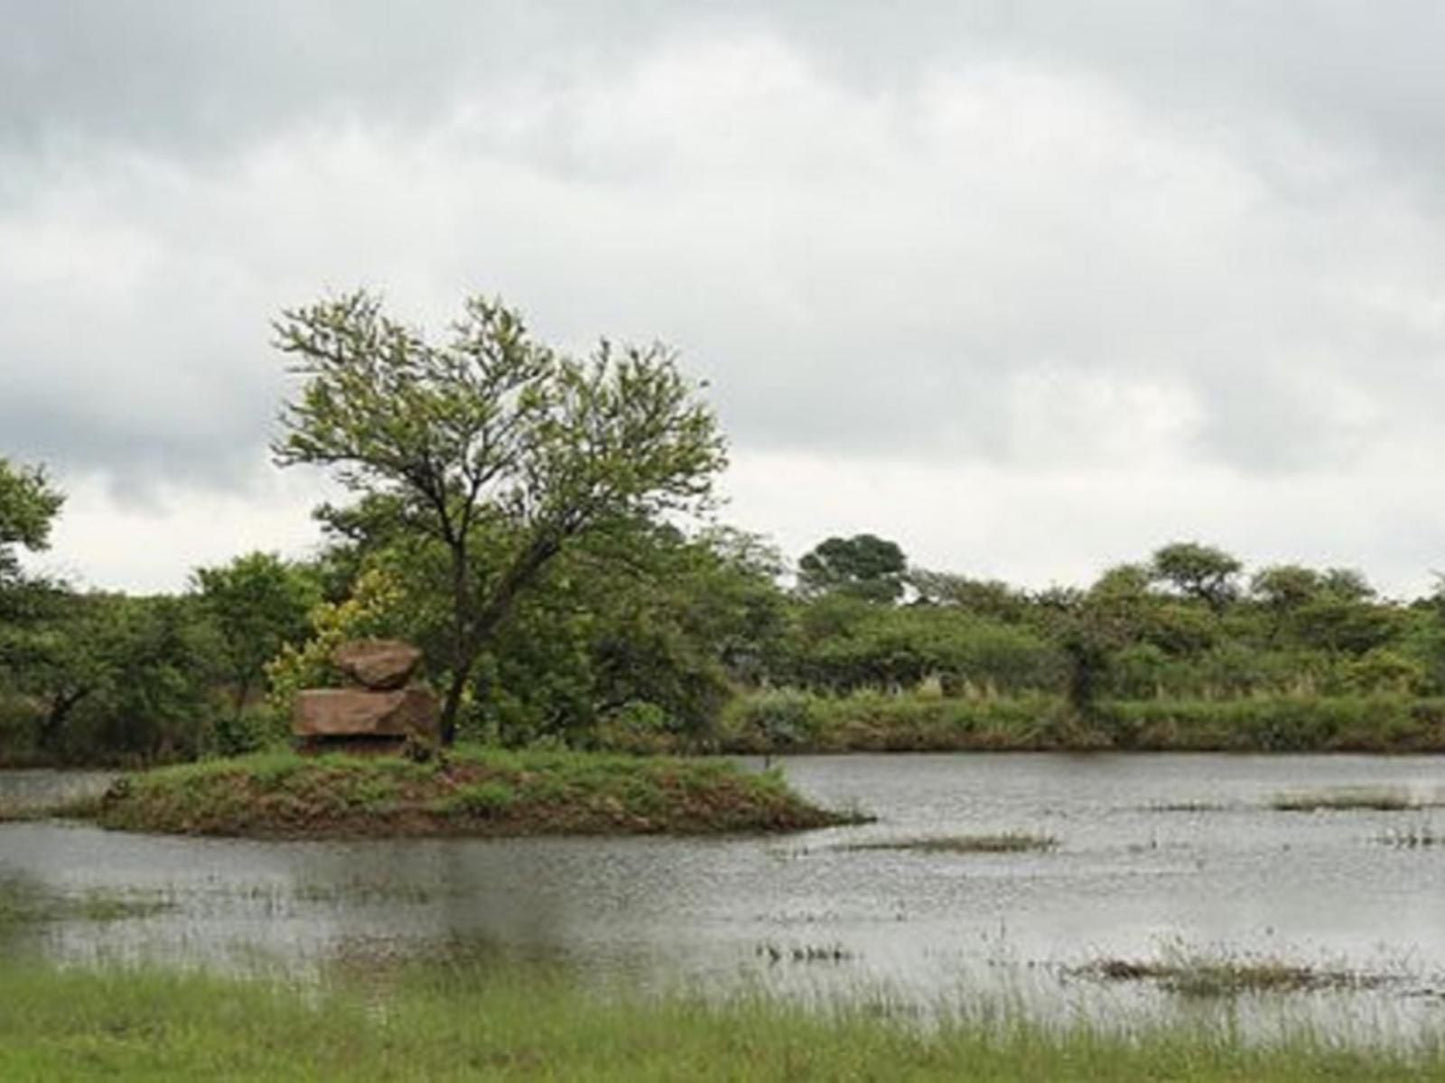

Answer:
[0,878,173,934]
[843,832,1059,855]
[72,745,861,839]
[0,959,1440,1081]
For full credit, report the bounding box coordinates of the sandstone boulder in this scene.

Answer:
[332,639,423,691]
[292,687,439,740]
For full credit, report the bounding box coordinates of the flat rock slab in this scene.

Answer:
[293,687,439,739]
[332,639,423,690]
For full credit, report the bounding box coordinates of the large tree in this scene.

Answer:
[271,291,726,743]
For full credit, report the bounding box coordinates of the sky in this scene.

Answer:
[4,1,1445,598]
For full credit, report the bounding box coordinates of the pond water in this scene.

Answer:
[4,754,1445,1033]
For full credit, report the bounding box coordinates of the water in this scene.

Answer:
[4,754,1445,1030]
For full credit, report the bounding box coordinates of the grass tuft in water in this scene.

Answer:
[1075,945,1387,998]
[1268,787,1439,812]
[1146,801,1234,812]
[1376,826,1445,848]
[842,832,1058,854]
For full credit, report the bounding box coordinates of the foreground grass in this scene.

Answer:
[0,961,1441,1082]
[72,746,856,838]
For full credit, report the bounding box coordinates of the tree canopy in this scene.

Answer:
[272,290,727,742]
[797,534,907,603]
[0,457,63,590]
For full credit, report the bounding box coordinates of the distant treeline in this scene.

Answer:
[5,472,1445,764]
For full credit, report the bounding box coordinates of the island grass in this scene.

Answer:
[842,832,1058,855]
[0,960,1440,1082]
[71,746,858,838]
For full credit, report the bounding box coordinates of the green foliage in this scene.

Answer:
[0,457,63,590]
[719,689,1073,753]
[776,597,1066,696]
[797,533,907,603]
[272,290,726,742]
[907,569,1031,622]
[1150,541,1242,612]
[191,551,319,723]
[264,566,410,718]
[1,591,226,764]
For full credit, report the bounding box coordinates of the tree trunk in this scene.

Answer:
[438,660,472,746]
[38,687,88,758]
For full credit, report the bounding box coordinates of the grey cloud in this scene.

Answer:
[3,0,1445,500]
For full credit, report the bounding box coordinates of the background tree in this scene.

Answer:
[191,551,320,722]
[3,592,223,763]
[272,290,726,743]
[1150,541,1242,613]
[0,457,63,596]
[797,534,907,603]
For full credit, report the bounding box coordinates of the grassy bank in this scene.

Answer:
[710,689,1445,754]
[1,960,1441,1081]
[72,746,854,839]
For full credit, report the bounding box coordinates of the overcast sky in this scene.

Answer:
[5,1,1445,597]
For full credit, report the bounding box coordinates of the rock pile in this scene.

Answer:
[292,639,440,755]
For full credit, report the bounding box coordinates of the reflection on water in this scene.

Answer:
[3,754,1445,1031]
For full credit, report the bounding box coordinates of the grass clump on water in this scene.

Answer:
[843,832,1058,855]
[0,959,1439,1082]
[75,745,860,839]
[1074,945,1387,998]
[1268,787,1440,812]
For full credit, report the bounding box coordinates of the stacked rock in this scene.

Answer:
[292,639,440,755]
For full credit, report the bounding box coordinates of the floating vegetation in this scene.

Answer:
[1145,801,1233,812]
[1268,787,1438,812]
[293,880,440,905]
[756,941,853,964]
[1375,826,1444,849]
[69,887,175,923]
[1073,946,1388,998]
[842,832,1058,855]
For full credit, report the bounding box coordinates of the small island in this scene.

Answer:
[80,748,854,839]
